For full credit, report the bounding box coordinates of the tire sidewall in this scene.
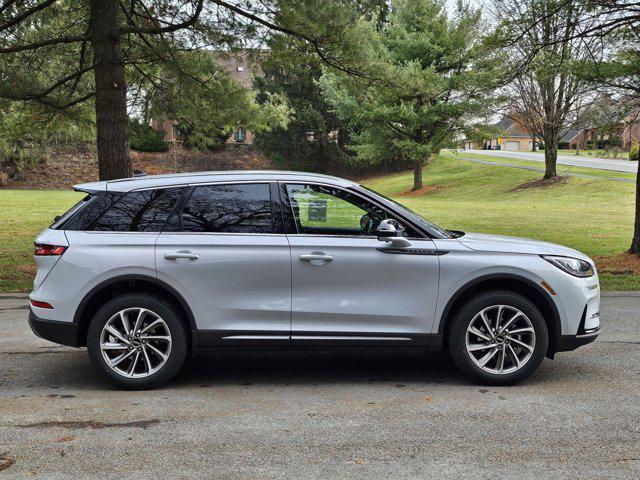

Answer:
[87,293,188,390]
[449,291,549,385]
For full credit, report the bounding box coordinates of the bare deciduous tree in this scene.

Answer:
[493,0,603,178]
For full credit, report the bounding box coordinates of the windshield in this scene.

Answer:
[356,186,454,239]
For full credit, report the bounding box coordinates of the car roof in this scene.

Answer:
[74,170,358,193]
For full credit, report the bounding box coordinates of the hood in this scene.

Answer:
[457,232,592,262]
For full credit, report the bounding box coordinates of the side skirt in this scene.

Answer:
[197,330,437,350]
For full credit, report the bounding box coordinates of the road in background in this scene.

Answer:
[461,149,637,174]
[0,293,639,479]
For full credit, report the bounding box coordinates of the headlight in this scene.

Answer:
[542,255,594,277]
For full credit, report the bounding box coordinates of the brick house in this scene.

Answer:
[567,113,640,150]
[151,49,262,144]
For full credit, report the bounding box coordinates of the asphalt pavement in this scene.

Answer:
[0,293,639,479]
[463,149,638,173]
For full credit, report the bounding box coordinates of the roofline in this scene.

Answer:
[74,170,358,193]
[105,170,345,184]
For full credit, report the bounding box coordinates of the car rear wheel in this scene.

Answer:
[448,290,548,385]
[87,293,188,389]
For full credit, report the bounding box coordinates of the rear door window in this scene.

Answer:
[177,183,273,233]
[90,188,183,232]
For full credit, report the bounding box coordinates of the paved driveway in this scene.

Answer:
[463,149,638,173]
[0,293,639,479]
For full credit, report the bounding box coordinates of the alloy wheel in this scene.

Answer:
[99,307,172,378]
[465,305,536,375]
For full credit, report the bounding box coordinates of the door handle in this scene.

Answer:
[299,254,334,262]
[164,251,200,260]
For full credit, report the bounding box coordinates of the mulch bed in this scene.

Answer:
[510,175,569,191]
[593,252,640,275]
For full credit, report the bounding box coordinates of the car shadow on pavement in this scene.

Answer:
[172,349,468,387]
[4,347,569,390]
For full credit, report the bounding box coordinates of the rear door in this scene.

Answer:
[155,182,291,347]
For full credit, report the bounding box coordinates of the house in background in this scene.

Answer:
[212,50,262,145]
[463,116,535,151]
[151,49,262,145]
[566,112,640,150]
[463,115,595,152]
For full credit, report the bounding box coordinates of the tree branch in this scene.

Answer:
[210,0,369,79]
[120,0,204,34]
[0,0,57,32]
[0,35,87,54]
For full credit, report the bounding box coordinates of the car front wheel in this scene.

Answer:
[448,290,548,385]
[87,293,188,389]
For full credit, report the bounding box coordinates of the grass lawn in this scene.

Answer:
[1,154,639,291]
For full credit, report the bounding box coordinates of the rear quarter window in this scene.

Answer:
[55,192,122,231]
[90,188,183,232]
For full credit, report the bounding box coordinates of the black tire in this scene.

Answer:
[447,290,548,385]
[87,293,188,390]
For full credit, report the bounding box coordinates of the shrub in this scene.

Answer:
[630,143,639,161]
[129,120,170,152]
[558,141,570,149]
[603,136,622,149]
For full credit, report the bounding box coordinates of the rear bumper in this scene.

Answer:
[29,309,79,347]
[555,328,600,352]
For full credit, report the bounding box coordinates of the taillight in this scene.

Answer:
[30,299,54,309]
[34,243,66,256]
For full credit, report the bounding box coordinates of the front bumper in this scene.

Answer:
[29,309,79,347]
[555,327,600,352]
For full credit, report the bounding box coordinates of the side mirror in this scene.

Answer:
[376,219,412,248]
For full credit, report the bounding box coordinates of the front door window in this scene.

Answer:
[284,183,387,236]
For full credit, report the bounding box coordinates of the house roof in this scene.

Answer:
[560,129,579,143]
[495,116,531,138]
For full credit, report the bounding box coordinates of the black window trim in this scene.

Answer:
[277,180,431,240]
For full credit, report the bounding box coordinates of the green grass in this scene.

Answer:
[0,154,638,291]
[0,190,83,291]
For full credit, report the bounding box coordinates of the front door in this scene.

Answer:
[281,182,440,347]
[156,182,291,346]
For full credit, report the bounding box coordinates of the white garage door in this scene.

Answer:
[504,141,520,151]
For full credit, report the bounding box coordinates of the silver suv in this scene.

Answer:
[29,171,600,388]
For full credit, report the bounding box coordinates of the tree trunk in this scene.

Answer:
[542,123,558,179]
[412,161,423,191]
[630,162,640,254]
[90,0,131,180]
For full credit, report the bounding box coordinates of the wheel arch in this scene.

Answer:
[73,274,198,353]
[438,273,561,356]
